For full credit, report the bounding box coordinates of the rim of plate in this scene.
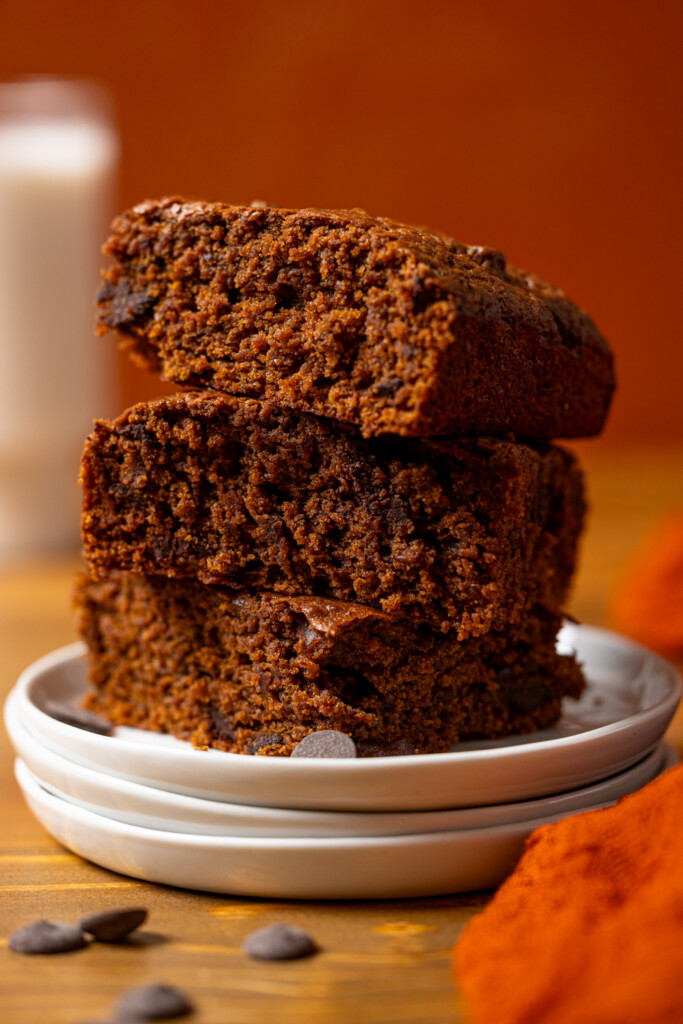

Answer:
[7,686,677,835]
[15,753,674,851]
[6,624,682,811]
[13,748,681,899]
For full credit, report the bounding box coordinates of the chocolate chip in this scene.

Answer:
[243,922,318,960]
[115,983,193,1020]
[207,705,236,742]
[102,279,155,330]
[246,732,281,754]
[79,907,147,942]
[96,279,116,303]
[374,377,403,396]
[290,730,357,759]
[356,739,417,757]
[9,919,87,954]
[44,700,112,735]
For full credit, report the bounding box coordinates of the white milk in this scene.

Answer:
[0,80,118,558]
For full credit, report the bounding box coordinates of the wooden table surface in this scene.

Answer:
[1,446,682,1024]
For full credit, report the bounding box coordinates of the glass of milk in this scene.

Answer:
[0,77,119,560]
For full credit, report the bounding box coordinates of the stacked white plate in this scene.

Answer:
[5,624,681,899]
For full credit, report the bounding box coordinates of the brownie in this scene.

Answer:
[76,571,585,755]
[80,391,585,639]
[97,199,614,441]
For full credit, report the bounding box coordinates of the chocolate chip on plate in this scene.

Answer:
[9,919,87,954]
[43,700,112,735]
[290,730,357,759]
[115,983,193,1020]
[79,907,148,942]
[242,922,319,960]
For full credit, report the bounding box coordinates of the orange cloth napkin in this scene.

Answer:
[454,761,683,1024]
[610,511,683,654]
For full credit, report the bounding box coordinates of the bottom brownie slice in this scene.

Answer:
[76,571,584,756]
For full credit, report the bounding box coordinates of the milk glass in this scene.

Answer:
[0,78,118,558]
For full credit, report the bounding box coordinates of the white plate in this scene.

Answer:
[8,625,682,811]
[5,697,674,836]
[13,754,679,898]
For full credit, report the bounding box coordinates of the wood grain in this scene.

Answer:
[1,448,682,1023]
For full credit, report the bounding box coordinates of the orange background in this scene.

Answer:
[2,0,681,445]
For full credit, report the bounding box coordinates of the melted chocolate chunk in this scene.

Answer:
[43,700,112,735]
[246,732,282,754]
[356,739,417,757]
[101,279,155,331]
[208,705,236,741]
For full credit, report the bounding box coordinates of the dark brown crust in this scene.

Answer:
[80,391,585,638]
[77,571,585,755]
[97,198,614,440]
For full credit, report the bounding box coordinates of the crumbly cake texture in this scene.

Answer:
[76,571,585,756]
[96,199,614,441]
[80,391,585,639]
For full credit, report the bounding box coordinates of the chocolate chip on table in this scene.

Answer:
[243,922,319,961]
[290,730,357,759]
[115,983,193,1020]
[43,699,112,735]
[79,907,147,942]
[9,919,87,954]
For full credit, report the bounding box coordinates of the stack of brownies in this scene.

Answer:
[76,200,614,756]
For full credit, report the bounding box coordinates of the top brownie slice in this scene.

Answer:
[97,198,614,440]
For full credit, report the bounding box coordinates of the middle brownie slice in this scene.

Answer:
[81,391,584,638]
